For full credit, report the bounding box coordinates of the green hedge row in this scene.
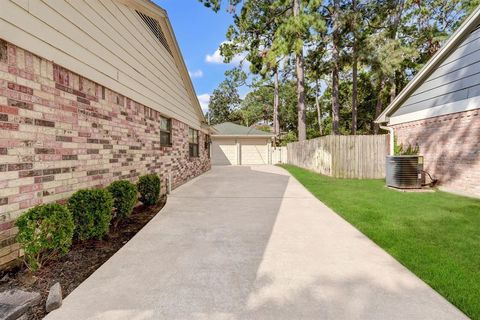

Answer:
[15,174,161,271]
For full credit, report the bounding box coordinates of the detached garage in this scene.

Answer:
[211,122,274,165]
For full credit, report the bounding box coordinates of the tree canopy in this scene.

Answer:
[201,0,478,141]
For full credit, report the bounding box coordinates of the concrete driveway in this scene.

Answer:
[46,165,467,320]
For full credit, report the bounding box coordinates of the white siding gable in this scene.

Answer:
[0,0,204,129]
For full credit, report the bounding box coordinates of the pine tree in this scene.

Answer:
[200,0,324,141]
[207,76,242,125]
[331,0,341,135]
[198,0,476,136]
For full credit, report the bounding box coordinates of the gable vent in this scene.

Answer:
[136,10,172,56]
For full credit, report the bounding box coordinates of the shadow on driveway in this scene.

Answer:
[46,166,467,320]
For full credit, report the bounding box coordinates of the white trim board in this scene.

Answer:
[389,95,480,125]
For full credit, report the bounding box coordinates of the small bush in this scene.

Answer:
[107,180,138,220]
[394,135,420,155]
[68,188,113,240]
[15,203,75,272]
[395,143,420,156]
[137,174,161,206]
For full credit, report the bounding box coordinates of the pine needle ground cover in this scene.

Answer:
[281,164,480,319]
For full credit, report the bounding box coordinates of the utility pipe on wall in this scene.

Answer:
[380,125,395,156]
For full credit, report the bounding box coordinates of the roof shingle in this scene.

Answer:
[212,122,273,136]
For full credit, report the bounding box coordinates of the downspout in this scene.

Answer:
[380,125,395,156]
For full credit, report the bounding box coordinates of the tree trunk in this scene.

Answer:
[294,0,306,141]
[387,1,404,105]
[374,79,384,134]
[273,68,280,145]
[332,0,341,135]
[315,80,322,136]
[351,0,358,135]
[390,77,396,103]
[295,52,307,141]
[352,48,358,135]
[389,0,405,38]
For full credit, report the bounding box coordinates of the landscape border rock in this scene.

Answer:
[0,289,41,320]
[45,282,62,313]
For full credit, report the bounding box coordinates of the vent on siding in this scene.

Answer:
[136,10,172,56]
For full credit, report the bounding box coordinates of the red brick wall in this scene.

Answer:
[0,39,210,268]
[392,109,480,197]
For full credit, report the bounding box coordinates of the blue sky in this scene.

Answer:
[155,1,240,112]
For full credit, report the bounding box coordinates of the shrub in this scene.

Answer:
[107,180,138,220]
[137,174,161,206]
[68,188,113,240]
[395,143,420,156]
[394,135,420,155]
[15,203,75,272]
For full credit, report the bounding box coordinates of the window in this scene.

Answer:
[189,127,199,157]
[160,117,172,146]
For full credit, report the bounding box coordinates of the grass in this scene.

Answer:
[280,164,480,319]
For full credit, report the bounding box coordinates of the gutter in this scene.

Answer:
[380,125,395,156]
[212,135,274,138]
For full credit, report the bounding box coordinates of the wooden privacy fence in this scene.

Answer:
[287,135,389,179]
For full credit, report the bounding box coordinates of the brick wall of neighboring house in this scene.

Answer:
[392,109,480,197]
[0,39,211,269]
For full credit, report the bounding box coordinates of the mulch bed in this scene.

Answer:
[0,198,166,320]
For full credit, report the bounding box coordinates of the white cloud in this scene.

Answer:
[197,93,211,113]
[205,48,225,64]
[205,43,246,65]
[188,69,203,78]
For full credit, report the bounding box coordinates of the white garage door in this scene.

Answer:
[212,139,238,165]
[240,139,269,165]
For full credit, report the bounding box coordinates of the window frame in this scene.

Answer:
[160,116,172,147]
[188,127,199,158]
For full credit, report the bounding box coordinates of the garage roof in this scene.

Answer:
[212,122,273,137]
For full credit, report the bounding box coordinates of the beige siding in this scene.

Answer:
[0,0,204,129]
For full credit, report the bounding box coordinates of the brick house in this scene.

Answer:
[0,0,211,268]
[376,6,480,198]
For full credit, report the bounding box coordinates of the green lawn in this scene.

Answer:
[281,164,480,319]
